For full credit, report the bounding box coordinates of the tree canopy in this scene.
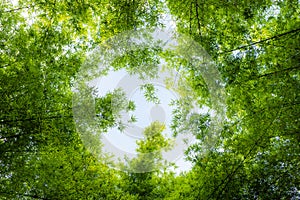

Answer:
[0,0,299,199]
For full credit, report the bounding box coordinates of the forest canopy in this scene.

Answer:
[0,0,299,199]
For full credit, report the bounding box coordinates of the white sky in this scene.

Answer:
[86,1,195,174]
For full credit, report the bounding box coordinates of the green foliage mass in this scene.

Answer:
[0,0,299,199]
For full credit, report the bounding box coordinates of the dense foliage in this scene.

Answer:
[0,0,299,199]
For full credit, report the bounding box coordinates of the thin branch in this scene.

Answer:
[189,2,192,35]
[232,64,300,85]
[195,1,201,38]
[0,115,73,125]
[219,28,300,54]
[257,64,300,79]
[3,5,32,13]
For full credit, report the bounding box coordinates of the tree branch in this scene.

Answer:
[0,115,73,125]
[219,28,300,54]
[3,5,32,13]
[195,1,201,38]
[232,64,300,85]
[189,2,193,35]
[257,64,300,78]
